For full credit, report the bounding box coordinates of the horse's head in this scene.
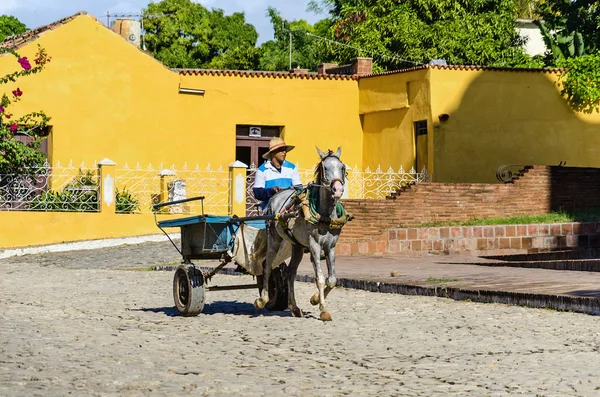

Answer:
[315,146,346,199]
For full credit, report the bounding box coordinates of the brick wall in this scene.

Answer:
[340,166,600,242]
[337,221,600,256]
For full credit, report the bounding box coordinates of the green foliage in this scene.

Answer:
[29,171,140,213]
[142,0,260,69]
[534,19,586,63]
[415,206,600,227]
[0,45,52,176]
[557,53,600,113]
[535,0,599,56]
[515,0,537,19]
[259,7,332,71]
[424,277,459,284]
[0,15,28,42]
[308,0,534,70]
[116,187,141,214]
[533,1,600,112]
[30,170,98,212]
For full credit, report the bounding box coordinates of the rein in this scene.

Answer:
[275,150,353,231]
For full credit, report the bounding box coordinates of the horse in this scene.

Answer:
[254,146,350,321]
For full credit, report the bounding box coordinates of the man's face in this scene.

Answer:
[271,148,287,163]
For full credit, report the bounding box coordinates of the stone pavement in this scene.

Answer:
[2,241,600,396]
[2,239,600,314]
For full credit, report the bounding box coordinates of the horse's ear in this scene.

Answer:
[334,147,342,158]
[316,146,327,159]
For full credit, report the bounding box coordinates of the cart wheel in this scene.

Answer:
[173,264,205,316]
[257,264,289,312]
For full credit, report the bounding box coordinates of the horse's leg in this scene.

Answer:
[308,238,331,321]
[286,244,304,318]
[254,224,281,309]
[310,246,337,304]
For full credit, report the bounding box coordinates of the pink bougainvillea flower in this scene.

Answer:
[10,124,18,132]
[12,88,22,97]
[18,57,31,71]
[0,106,4,113]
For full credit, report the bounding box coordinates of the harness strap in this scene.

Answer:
[302,187,353,229]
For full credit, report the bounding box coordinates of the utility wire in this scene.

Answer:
[285,28,425,66]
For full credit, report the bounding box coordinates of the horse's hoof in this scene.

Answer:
[254,298,266,309]
[291,306,303,318]
[310,293,319,306]
[320,312,332,321]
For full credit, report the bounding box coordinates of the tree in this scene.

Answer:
[0,15,28,42]
[205,9,261,70]
[535,0,599,56]
[142,0,260,69]
[0,45,51,175]
[258,7,331,71]
[308,0,538,71]
[533,1,600,112]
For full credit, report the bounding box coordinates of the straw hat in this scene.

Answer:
[262,137,295,159]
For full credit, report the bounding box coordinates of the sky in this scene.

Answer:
[0,0,324,44]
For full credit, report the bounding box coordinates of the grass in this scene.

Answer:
[424,277,459,284]
[414,207,600,228]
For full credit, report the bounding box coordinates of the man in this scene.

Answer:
[253,137,302,209]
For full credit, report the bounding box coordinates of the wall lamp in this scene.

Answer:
[178,85,205,95]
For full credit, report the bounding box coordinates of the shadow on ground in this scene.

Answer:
[136,301,316,318]
[566,290,600,298]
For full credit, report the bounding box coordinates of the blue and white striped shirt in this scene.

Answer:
[253,160,302,204]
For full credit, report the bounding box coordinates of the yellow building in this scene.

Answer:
[2,11,600,248]
[360,65,600,183]
[0,12,363,172]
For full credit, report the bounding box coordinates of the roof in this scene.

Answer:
[177,69,358,81]
[359,64,564,79]
[0,11,88,51]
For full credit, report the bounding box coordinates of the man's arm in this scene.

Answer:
[252,168,272,201]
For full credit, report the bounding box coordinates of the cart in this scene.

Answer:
[153,196,294,316]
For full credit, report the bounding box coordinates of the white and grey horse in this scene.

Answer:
[254,147,348,321]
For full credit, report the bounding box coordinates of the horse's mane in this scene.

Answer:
[314,150,341,184]
[314,161,323,184]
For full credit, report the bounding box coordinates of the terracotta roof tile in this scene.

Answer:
[359,64,565,78]
[176,68,358,81]
[0,11,88,51]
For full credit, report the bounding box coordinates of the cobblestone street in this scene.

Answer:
[2,244,600,396]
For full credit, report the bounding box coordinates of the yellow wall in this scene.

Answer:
[0,212,181,248]
[358,69,432,172]
[429,68,600,182]
[0,15,363,171]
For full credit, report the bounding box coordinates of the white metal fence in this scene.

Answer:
[0,161,428,213]
[245,163,428,215]
[0,161,99,212]
[115,163,230,214]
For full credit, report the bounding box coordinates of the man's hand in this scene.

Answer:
[270,186,282,195]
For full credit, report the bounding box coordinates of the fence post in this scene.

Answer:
[229,161,248,216]
[159,169,176,205]
[98,158,116,215]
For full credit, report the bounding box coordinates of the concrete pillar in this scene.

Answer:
[98,158,116,215]
[158,169,176,212]
[229,161,248,216]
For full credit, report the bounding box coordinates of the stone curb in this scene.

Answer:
[155,266,600,316]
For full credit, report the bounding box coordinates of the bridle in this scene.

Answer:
[315,150,347,190]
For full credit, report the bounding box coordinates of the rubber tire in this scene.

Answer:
[257,264,289,312]
[173,264,205,316]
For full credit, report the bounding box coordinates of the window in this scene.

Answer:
[236,125,282,138]
[414,120,428,136]
[235,125,283,168]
